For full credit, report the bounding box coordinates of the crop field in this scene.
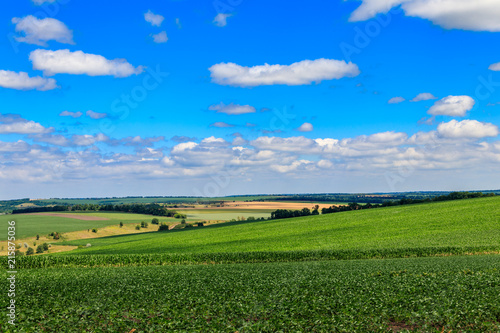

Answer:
[179,208,272,221]
[59,196,500,256]
[2,255,499,332]
[0,212,181,241]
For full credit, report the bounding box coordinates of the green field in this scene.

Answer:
[60,196,500,256]
[179,209,272,221]
[2,255,499,332]
[4,196,500,332]
[1,212,180,240]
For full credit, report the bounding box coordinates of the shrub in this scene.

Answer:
[53,232,60,240]
[16,244,21,249]
[14,249,23,256]
[141,221,148,228]
[86,243,91,247]
[151,218,159,225]
[158,223,169,231]
[92,228,98,233]
[181,219,186,224]
[197,222,204,227]
[26,247,34,255]
[42,243,49,251]
[36,234,39,240]
[36,245,44,254]
[24,243,29,248]
[119,222,123,228]
[135,225,141,230]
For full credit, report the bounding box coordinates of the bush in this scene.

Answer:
[197,222,204,227]
[92,228,98,233]
[141,221,148,228]
[36,245,44,254]
[36,234,39,240]
[151,218,159,225]
[119,222,123,228]
[135,225,141,230]
[53,232,60,240]
[14,249,23,256]
[86,243,91,248]
[158,223,169,231]
[26,247,34,255]
[16,244,21,249]
[42,243,49,251]
[181,219,186,224]
[24,243,29,248]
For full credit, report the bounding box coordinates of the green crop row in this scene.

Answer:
[7,246,500,269]
[1,255,499,332]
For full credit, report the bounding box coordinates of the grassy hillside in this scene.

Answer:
[4,255,499,332]
[61,196,500,255]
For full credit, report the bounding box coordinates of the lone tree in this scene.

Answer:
[151,218,159,225]
[26,247,34,255]
[119,222,123,228]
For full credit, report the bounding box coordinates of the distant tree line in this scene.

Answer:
[321,192,496,215]
[12,205,70,214]
[12,203,178,217]
[270,206,320,220]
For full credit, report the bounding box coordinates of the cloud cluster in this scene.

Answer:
[0,114,53,134]
[213,13,232,27]
[349,0,500,32]
[411,92,437,102]
[209,59,360,87]
[0,70,57,91]
[12,15,74,46]
[151,31,168,43]
[208,103,256,115]
[0,113,499,194]
[29,49,144,77]
[144,10,164,27]
[428,95,475,117]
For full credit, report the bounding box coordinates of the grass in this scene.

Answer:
[2,255,499,332]
[60,196,500,256]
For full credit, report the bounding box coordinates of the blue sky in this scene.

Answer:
[1,0,500,199]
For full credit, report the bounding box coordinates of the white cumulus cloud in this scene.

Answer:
[411,92,437,102]
[0,70,57,91]
[86,110,107,119]
[349,0,500,32]
[388,96,405,104]
[489,62,500,71]
[12,15,74,46]
[208,102,256,115]
[437,119,499,139]
[428,95,475,117]
[59,111,82,118]
[209,58,360,87]
[144,10,164,27]
[297,123,314,132]
[151,31,168,43]
[213,13,232,27]
[29,49,144,77]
